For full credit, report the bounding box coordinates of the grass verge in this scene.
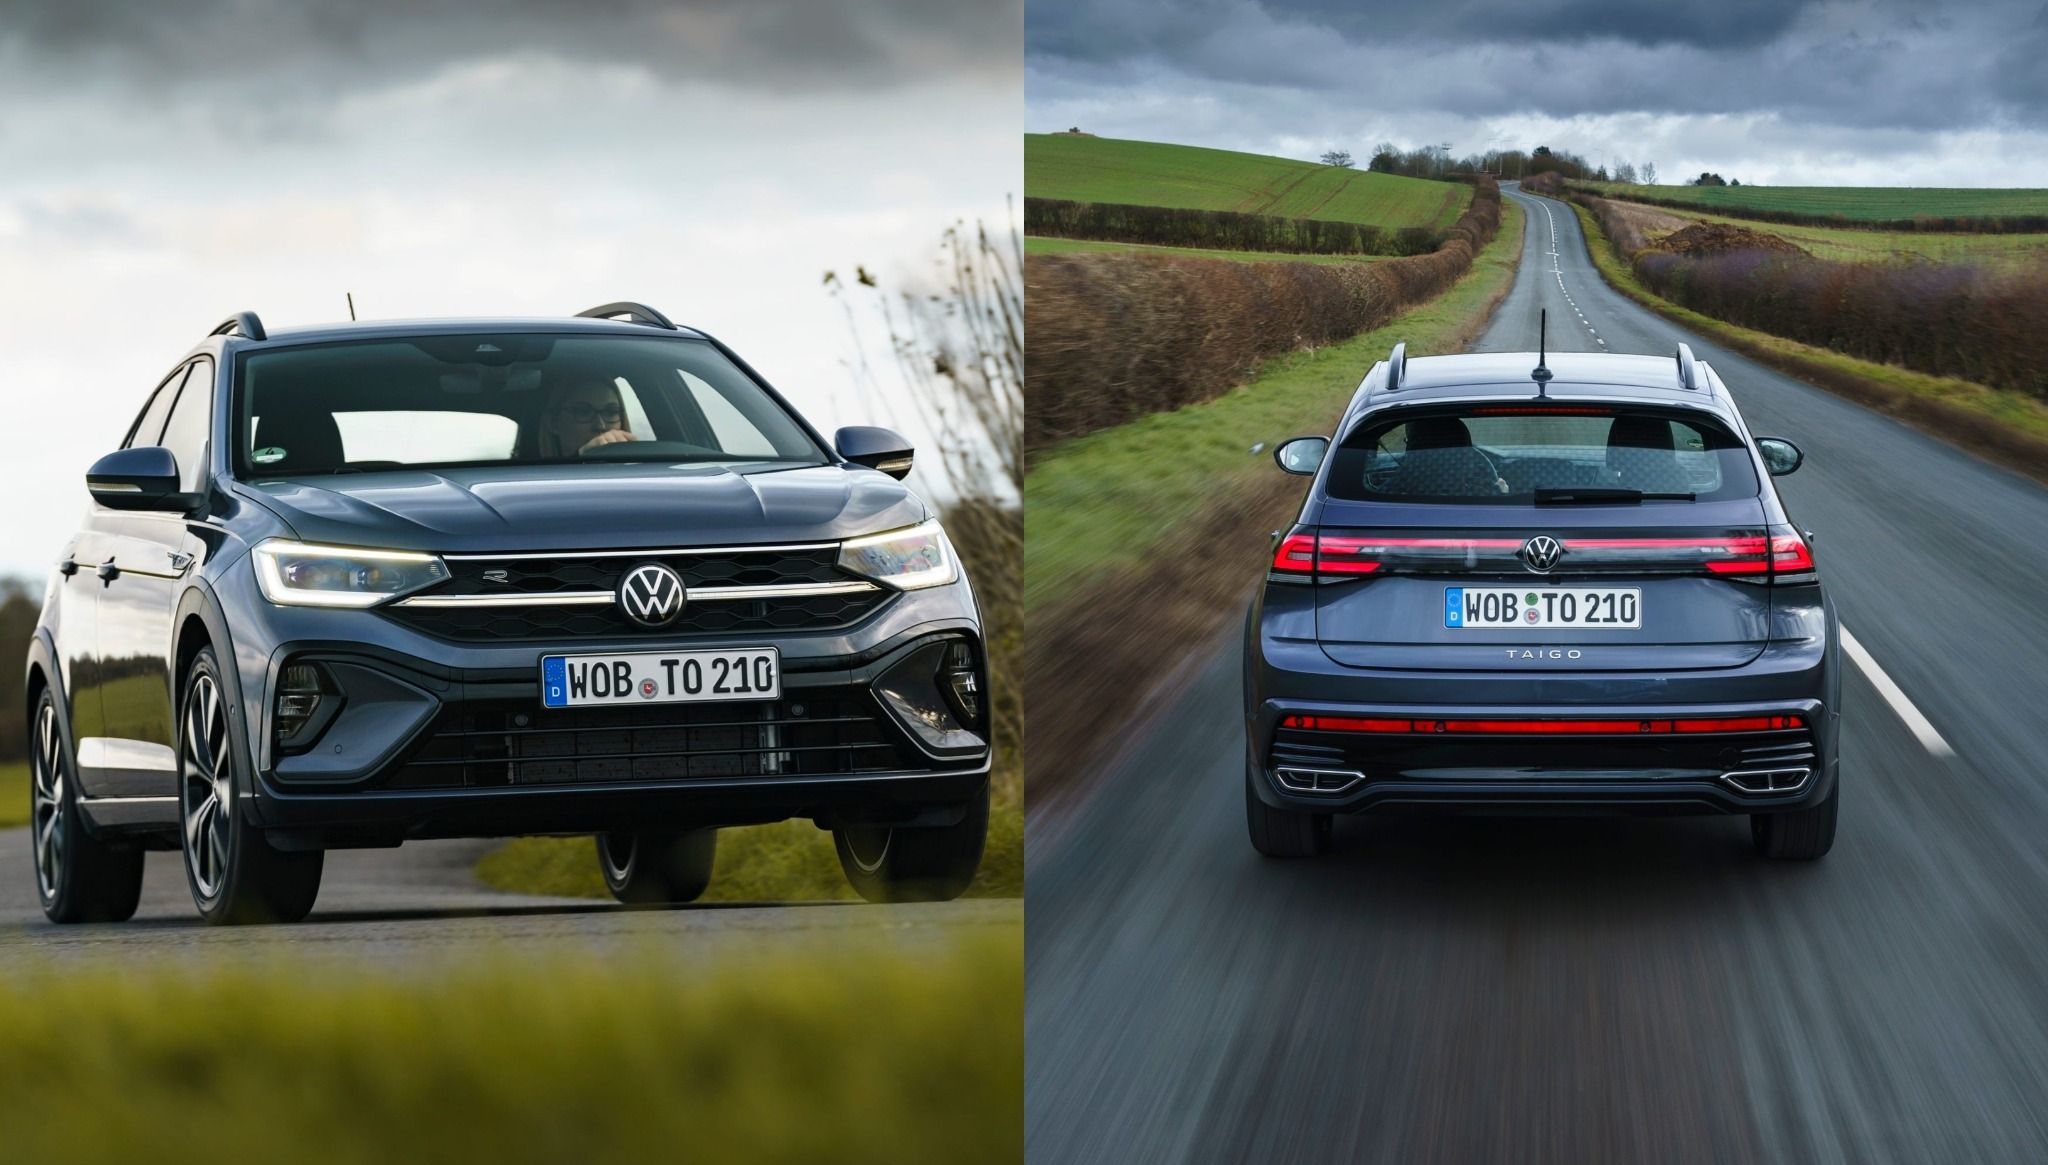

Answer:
[0,760,24,829]
[0,930,1021,1164]
[1024,235,1388,266]
[477,764,1022,901]
[1566,200,2048,484]
[1025,197,1525,611]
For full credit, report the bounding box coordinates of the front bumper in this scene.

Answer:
[217,562,989,844]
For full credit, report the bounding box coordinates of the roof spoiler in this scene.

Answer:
[1676,342,1700,390]
[575,301,676,330]
[209,311,266,342]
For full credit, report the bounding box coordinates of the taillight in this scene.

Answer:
[1769,532,1816,577]
[1271,531,1521,578]
[1274,527,1816,582]
[1282,713,1805,735]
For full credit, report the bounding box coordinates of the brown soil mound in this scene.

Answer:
[1647,222,1808,259]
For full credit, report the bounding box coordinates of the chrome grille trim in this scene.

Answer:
[440,541,838,561]
[391,579,881,609]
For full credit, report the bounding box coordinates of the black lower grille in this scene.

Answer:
[384,590,890,642]
[384,693,911,789]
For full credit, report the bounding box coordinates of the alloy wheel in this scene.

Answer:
[181,673,235,900]
[31,700,64,902]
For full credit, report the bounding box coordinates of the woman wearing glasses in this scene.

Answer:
[537,375,640,457]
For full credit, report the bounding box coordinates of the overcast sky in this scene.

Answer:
[1027,0,2048,185]
[0,0,1018,579]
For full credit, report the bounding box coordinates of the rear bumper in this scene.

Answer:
[1247,696,1835,815]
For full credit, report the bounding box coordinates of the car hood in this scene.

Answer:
[234,462,928,553]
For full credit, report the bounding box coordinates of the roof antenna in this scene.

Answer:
[1532,308,1553,396]
[346,291,357,321]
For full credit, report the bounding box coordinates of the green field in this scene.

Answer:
[1024,236,1386,266]
[0,760,23,828]
[0,932,1021,1164]
[1580,180,2048,225]
[1027,134,1471,230]
[479,766,1022,901]
[1024,198,1525,611]
[1626,204,2048,272]
[1570,201,2048,447]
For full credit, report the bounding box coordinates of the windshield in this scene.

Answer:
[233,333,824,477]
[1324,405,1760,504]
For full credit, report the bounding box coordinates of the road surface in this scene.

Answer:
[1024,185,2048,1162]
[0,831,1017,970]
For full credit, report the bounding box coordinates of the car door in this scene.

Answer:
[68,361,190,796]
[89,357,213,798]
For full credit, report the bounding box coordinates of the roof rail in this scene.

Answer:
[575,301,676,330]
[1675,342,1699,390]
[1383,341,1408,390]
[209,311,266,342]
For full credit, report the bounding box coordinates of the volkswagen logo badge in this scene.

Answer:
[1521,535,1564,573]
[618,562,686,627]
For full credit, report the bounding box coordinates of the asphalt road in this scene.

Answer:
[1024,186,2048,1163]
[0,831,1018,969]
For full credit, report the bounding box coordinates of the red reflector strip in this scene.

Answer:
[1283,714,1804,734]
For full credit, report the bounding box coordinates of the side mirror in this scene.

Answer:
[1274,435,1329,476]
[1756,437,1803,476]
[87,446,194,512]
[836,426,914,480]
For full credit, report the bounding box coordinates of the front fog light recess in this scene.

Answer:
[875,639,987,755]
[274,662,339,751]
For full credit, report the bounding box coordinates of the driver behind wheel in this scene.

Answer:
[539,376,639,456]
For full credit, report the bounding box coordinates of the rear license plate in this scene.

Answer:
[540,648,780,708]
[1444,587,1641,629]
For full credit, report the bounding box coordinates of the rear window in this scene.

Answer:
[1325,406,1759,504]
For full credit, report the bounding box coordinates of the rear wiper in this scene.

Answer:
[1534,487,1695,505]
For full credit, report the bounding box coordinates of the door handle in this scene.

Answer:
[96,560,120,582]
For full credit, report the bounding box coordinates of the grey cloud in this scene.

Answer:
[0,0,1020,94]
[1027,0,2048,132]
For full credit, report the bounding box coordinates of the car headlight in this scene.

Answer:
[252,540,450,608]
[837,518,956,591]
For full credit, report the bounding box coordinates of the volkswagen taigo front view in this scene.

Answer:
[1244,344,1839,861]
[25,303,990,924]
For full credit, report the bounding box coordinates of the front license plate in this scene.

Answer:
[1444,587,1641,630]
[540,648,781,708]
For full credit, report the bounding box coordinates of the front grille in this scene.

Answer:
[383,545,892,642]
[384,693,911,789]
[386,591,888,641]
[436,547,847,596]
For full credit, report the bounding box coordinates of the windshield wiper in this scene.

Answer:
[1534,487,1695,505]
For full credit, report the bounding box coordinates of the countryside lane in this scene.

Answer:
[1024,185,2048,1163]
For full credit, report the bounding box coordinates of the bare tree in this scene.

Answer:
[1319,149,1353,168]
[1641,161,1658,185]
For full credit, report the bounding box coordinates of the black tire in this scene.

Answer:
[179,648,324,924]
[597,830,718,906]
[29,688,144,923]
[1245,765,1331,858]
[1751,780,1839,860]
[833,786,988,904]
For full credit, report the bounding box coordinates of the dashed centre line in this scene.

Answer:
[1531,195,1606,348]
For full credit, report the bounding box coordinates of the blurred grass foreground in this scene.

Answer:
[0,931,1021,1163]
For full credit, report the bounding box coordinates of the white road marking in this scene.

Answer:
[1841,626,1955,757]
[1531,196,1601,347]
